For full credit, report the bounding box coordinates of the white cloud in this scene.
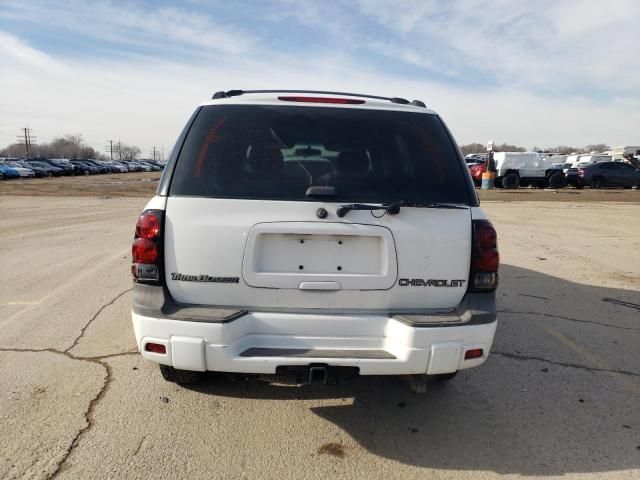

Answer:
[2,31,638,153]
[0,0,255,55]
[0,30,63,71]
[1,1,639,152]
[352,0,640,96]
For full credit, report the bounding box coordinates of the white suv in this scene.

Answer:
[131,90,499,389]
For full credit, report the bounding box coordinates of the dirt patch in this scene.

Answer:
[0,172,160,198]
[478,187,639,203]
[317,442,346,458]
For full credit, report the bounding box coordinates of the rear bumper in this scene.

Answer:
[566,176,582,186]
[133,311,496,375]
[131,285,497,375]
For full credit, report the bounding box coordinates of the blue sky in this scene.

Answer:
[1,0,639,154]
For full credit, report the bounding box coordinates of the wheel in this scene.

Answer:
[574,183,583,190]
[434,372,458,381]
[590,177,605,189]
[502,172,520,189]
[547,172,565,189]
[84,170,89,176]
[159,364,204,384]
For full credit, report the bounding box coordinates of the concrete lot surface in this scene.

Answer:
[1,195,639,479]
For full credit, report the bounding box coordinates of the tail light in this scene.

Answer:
[464,348,484,360]
[145,342,167,354]
[132,210,164,284]
[469,219,499,292]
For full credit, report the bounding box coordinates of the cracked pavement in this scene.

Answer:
[1,195,639,479]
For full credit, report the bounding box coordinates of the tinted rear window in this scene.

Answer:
[169,105,470,204]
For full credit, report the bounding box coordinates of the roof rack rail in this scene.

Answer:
[211,89,418,106]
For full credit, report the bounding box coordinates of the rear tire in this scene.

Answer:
[547,172,565,189]
[159,365,203,385]
[502,172,520,189]
[590,177,605,189]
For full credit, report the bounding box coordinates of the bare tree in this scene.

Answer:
[0,143,29,157]
[553,145,577,155]
[117,143,141,160]
[460,142,527,155]
[0,134,101,159]
[583,144,610,153]
[494,143,526,152]
[460,143,487,155]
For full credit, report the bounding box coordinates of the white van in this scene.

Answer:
[612,146,640,162]
[131,90,499,390]
[493,152,565,189]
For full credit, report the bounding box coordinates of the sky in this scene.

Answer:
[1,0,639,156]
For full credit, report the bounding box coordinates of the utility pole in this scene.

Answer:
[105,140,115,161]
[151,146,159,161]
[118,140,122,160]
[17,126,36,158]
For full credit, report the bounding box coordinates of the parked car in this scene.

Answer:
[109,162,129,173]
[0,163,21,179]
[13,161,49,177]
[465,153,486,165]
[23,160,64,176]
[112,161,133,172]
[135,161,152,171]
[145,160,166,170]
[468,162,485,186]
[121,161,143,172]
[133,161,153,172]
[69,160,99,175]
[576,154,611,166]
[131,89,499,389]
[566,161,640,189]
[138,160,162,171]
[80,159,111,173]
[93,160,123,173]
[4,161,35,178]
[40,159,75,175]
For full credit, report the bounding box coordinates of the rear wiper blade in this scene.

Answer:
[393,201,469,210]
[336,203,400,218]
[336,201,468,218]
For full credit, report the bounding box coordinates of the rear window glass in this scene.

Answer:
[169,105,470,204]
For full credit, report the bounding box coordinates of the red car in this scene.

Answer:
[468,162,485,185]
